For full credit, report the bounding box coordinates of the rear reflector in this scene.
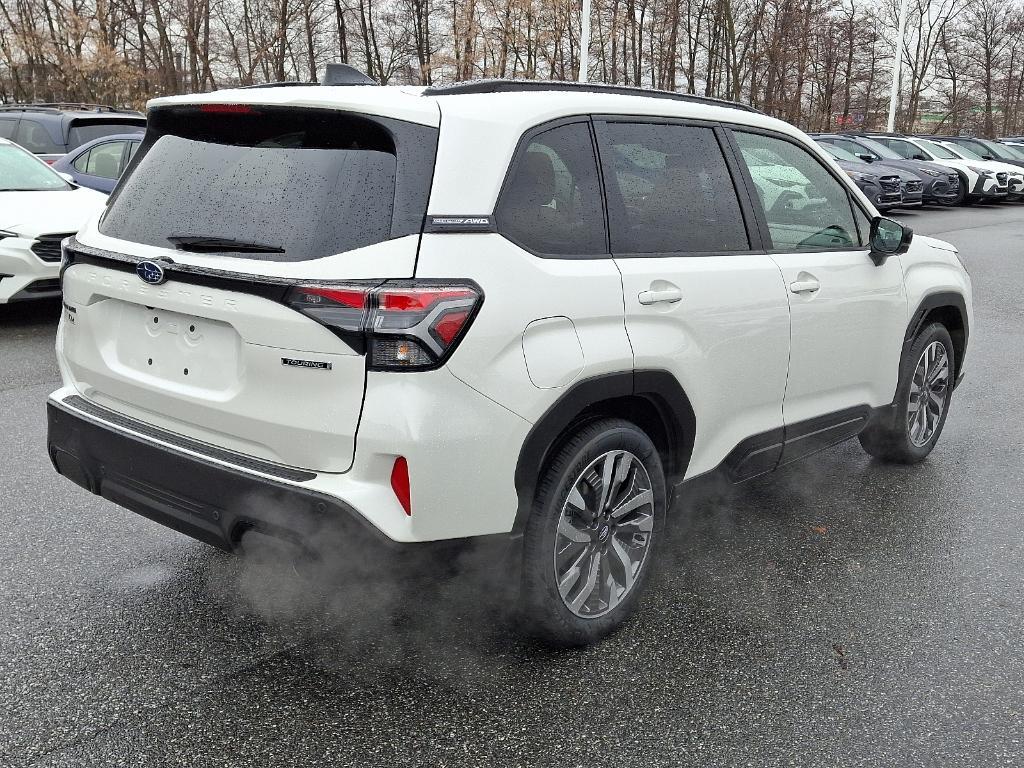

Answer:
[391,457,411,515]
[284,280,482,370]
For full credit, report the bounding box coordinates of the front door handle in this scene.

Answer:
[789,275,821,294]
[638,286,683,305]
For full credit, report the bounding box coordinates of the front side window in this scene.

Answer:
[495,121,606,256]
[600,123,749,254]
[734,131,860,252]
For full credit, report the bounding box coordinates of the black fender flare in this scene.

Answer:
[511,370,696,535]
[903,291,969,373]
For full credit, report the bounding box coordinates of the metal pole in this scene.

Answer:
[578,0,592,82]
[887,0,909,132]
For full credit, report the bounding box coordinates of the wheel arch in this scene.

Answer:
[512,370,696,534]
[904,291,969,380]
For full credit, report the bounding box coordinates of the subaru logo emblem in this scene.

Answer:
[136,260,166,285]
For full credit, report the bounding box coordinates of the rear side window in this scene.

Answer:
[82,141,127,178]
[495,121,607,256]
[734,131,860,252]
[600,123,749,254]
[14,119,62,154]
[67,121,145,149]
[0,119,16,139]
[100,106,437,261]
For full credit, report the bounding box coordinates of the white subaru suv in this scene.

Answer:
[47,75,973,646]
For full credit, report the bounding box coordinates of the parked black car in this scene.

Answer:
[0,103,144,163]
[815,142,908,210]
[814,133,962,205]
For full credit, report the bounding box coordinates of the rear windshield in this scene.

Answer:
[68,120,145,149]
[99,106,437,261]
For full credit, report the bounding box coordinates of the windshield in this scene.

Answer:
[820,143,864,163]
[100,106,437,262]
[978,140,1020,161]
[999,143,1024,161]
[856,137,901,160]
[916,139,957,160]
[0,143,70,191]
[943,142,982,161]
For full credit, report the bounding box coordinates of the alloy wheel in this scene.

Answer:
[908,340,950,448]
[553,450,656,618]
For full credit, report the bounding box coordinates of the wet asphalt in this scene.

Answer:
[1,204,1022,767]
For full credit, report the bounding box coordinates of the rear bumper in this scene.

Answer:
[46,396,468,555]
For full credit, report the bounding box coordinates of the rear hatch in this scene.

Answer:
[66,116,146,151]
[60,97,439,473]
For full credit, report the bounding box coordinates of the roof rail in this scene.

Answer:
[421,79,763,114]
[0,102,140,114]
[0,105,61,114]
[236,81,318,89]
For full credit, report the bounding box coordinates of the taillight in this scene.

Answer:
[284,280,482,370]
[199,103,258,114]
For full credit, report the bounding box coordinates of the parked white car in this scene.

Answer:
[0,138,107,303]
[861,134,1010,203]
[47,78,973,646]
[928,139,1024,201]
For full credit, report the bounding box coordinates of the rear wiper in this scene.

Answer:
[167,234,284,254]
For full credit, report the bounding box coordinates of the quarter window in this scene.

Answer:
[600,123,749,254]
[495,121,607,256]
[72,150,91,173]
[734,131,861,251]
[14,119,62,154]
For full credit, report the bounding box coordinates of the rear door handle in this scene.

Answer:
[789,277,821,294]
[638,287,683,305]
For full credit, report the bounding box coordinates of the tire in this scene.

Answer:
[520,418,667,647]
[947,179,968,206]
[859,322,955,464]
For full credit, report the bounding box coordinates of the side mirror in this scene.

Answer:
[982,154,994,161]
[912,153,929,161]
[869,216,913,264]
[857,153,875,163]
